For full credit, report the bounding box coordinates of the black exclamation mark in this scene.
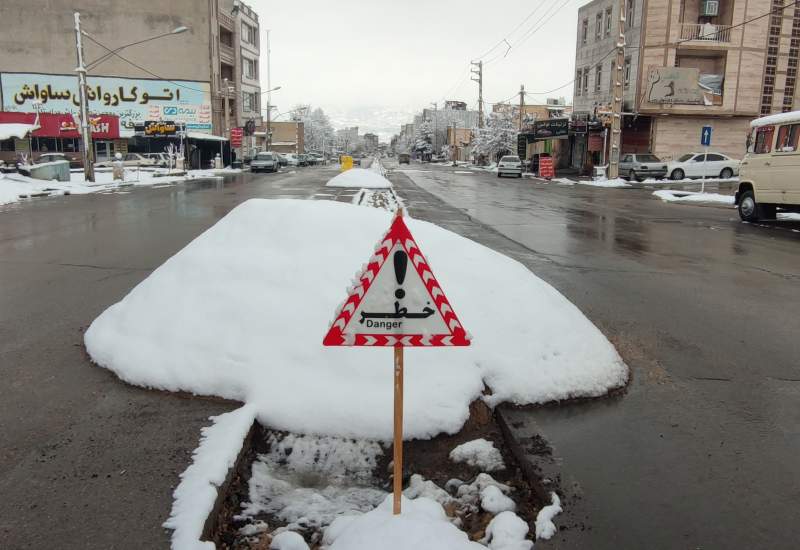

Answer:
[394,251,407,299]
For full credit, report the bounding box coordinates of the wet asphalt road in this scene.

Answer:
[386,163,800,550]
[2,162,799,548]
[0,167,345,549]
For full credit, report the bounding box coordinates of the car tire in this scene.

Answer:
[497,172,502,178]
[671,168,685,181]
[720,168,733,179]
[517,173,522,178]
[738,190,760,222]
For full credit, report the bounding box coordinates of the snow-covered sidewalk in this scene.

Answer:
[652,189,735,205]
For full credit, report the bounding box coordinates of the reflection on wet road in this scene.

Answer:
[390,164,800,550]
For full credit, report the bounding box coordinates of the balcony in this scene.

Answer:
[219,11,234,32]
[219,42,234,64]
[680,23,732,43]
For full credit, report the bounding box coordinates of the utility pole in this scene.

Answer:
[266,29,272,150]
[430,102,437,154]
[74,12,95,182]
[608,0,626,179]
[518,84,525,130]
[471,61,484,128]
[223,77,231,140]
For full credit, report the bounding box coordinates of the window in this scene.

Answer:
[626,0,634,29]
[241,22,257,46]
[575,69,583,96]
[605,7,613,37]
[242,91,259,112]
[243,57,257,79]
[611,60,616,90]
[582,69,589,94]
[775,124,800,152]
[706,154,725,161]
[0,139,16,152]
[595,13,603,40]
[595,64,602,93]
[754,126,774,154]
[624,57,632,86]
[622,154,633,163]
[581,19,588,45]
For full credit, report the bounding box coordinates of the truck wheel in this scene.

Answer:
[738,190,760,222]
[720,168,733,179]
[671,168,685,181]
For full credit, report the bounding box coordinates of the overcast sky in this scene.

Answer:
[250,0,581,132]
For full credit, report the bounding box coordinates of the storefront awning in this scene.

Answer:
[0,123,37,140]
[187,131,227,142]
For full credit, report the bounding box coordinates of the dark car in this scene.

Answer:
[398,153,410,164]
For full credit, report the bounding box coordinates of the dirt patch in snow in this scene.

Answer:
[211,399,553,549]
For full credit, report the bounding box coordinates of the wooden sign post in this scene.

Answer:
[324,209,471,514]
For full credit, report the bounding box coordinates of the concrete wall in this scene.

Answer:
[0,0,212,82]
[652,116,751,161]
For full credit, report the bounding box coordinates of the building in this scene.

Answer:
[255,120,303,154]
[336,127,359,152]
[447,127,473,161]
[574,0,789,171]
[0,0,260,167]
[363,133,379,152]
[421,103,481,153]
[495,98,573,168]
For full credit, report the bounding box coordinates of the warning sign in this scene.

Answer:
[323,211,470,347]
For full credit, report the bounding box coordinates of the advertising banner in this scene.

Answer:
[1,72,212,133]
[532,118,569,141]
[0,111,119,139]
[645,67,704,105]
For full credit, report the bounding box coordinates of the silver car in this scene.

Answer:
[250,152,279,173]
[497,155,522,178]
[619,153,668,181]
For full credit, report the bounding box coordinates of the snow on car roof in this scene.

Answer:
[750,110,800,128]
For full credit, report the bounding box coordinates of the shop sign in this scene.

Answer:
[588,133,604,152]
[532,118,569,141]
[138,120,180,137]
[645,66,704,105]
[230,127,243,147]
[1,72,213,133]
[0,111,119,139]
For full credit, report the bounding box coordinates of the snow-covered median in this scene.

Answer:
[85,199,627,440]
[652,190,734,205]
[578,178,631,188]
[326,168,392,189]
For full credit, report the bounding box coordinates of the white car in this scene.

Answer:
[667,152,740,180]
[497,155,523,178]
[283,153,300,167]
[95,152,158,168]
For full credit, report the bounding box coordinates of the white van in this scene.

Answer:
[736,111,800,221]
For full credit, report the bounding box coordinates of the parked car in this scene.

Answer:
[297,154,309,167]
[398,153,410,164]
[619,153,668,181]
[37,152,82,169]
[250,152,279,173]
[95,152,158,168]
[142,153,170,167]
[497,155,523,178]
[667,152,740,180]
[735,112,800,221]
[309,153,325,165]
[283,153,300,167]
[276,154,288,167]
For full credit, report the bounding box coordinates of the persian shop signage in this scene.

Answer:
[646,67,704,105]
[0,111,119,139]
[0,72,212,132]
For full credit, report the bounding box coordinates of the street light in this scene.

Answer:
[85,26,190,71]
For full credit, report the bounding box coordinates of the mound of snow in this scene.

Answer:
[85,199,627,440]
[449,439,504,471]
[535,492,562,540]
[324,495,485,550]
[326,168,392,188]
[484,511,532,550]
[270,531,309,550]
[481,485,516,514]
[652,190,734,204]
[578,178,631,188]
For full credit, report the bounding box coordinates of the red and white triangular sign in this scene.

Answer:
[323,211,470,347]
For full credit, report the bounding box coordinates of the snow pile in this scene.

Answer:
[404,474,454,505]
[454,171,474,175]
[85,199,627,440]
[326,168,392,189]
[164,404,256,550]
[480,485,516,514]
[270,531,309,550]
[579,178,631,188]
[0,123,36,140]
[351,188,402,212]
[779,212,800,221]
[449,439,505,472]
[323,495,485,550]
[552,177,576,185]
[484,511,533,550]
[534,492,562,540]
[652,190,734,205]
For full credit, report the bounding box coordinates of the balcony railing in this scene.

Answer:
[219,11,234,31]
[219,42,234,63]
[680,23,732,43]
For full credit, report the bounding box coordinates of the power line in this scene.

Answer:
[472,1,547,61]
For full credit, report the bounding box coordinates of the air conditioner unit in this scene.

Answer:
[702,0,720,17]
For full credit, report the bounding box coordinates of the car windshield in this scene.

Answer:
[501,156,520,162]
[637,154,660,162]
[256,153,273,160]
[677,154,695,162]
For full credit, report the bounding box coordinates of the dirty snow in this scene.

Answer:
[480,485,516,514]
[449,439,505,472]
[484,511,533,550]
[552,177,576,185]
[324,495,485,550]
[163,404,256,550]
[326,168,392,188]
[652,190,734,205]
[534,492,562,540]
[578,178,631,188]
[351,188,402,212]
[85,199,627,440]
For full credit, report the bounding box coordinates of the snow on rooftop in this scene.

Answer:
[326,168,392,189]
[0,123,37,140]
[750,110,800,128]
[84,199,627,440]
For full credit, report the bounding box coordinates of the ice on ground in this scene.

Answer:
[534,492,562,540]
[652,190,734,205]
[163,404,256,550]
[579,178,631,188]
[323,495,485,550]
[481,485,516,514]
[326,168,392,188]
[484,511,533,550]
[85,199,628,440]
[449,439,505,472]
[270,531,309,550]
[454,171,474,175]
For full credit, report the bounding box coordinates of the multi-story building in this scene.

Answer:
[421,102,480,152]
[573,0,791,168]
[255,120,303,154]
[363,133,379,152]
[0,0,259,166]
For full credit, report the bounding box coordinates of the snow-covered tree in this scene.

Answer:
[472,111,517,163]
[413,120,434,158]
[298,106,335,153]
